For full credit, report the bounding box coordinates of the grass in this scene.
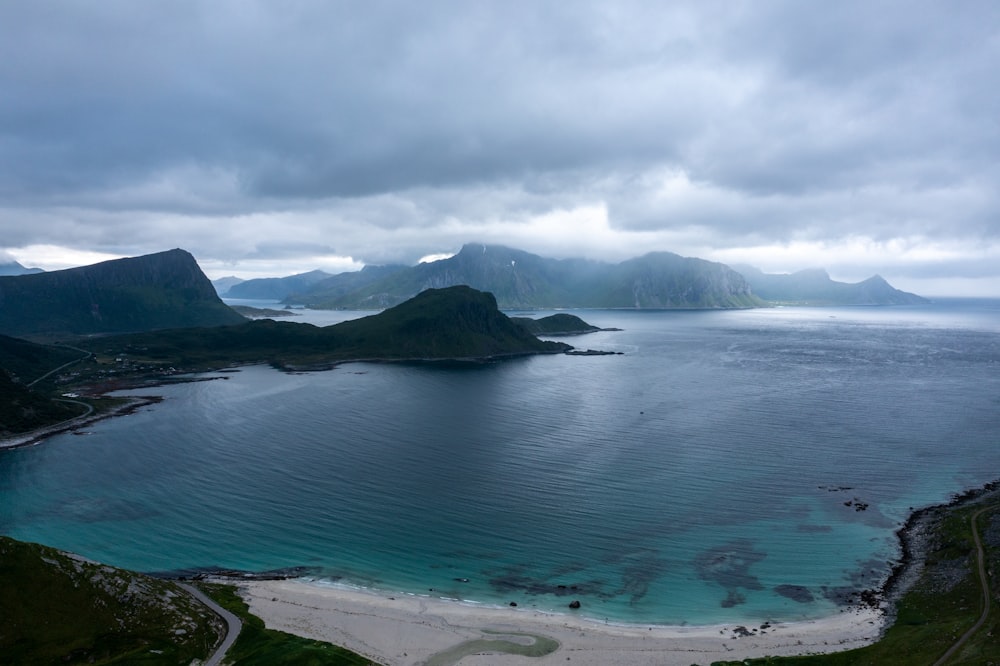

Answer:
[0,537,221,665]
[198,583,381,665]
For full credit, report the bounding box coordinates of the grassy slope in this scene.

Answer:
[0,536,222,664]
[0,334,90,435]
[0,536,380,665]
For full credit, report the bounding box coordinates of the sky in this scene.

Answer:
[1,1,998,296]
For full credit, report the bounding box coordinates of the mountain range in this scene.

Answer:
[219,243,925,309]
[225,243,764,309]
[733,265,929,305]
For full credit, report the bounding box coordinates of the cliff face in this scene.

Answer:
[0,249,245,338]
[600,252,761,308]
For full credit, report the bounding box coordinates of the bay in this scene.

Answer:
[2,300,999,625]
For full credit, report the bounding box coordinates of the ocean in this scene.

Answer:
[2,299,999,625]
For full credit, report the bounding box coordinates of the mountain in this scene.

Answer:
[295,243,764,310]
[79,286,572,370]
[225,269,333,300]
[0,260,43,276]
[0,249,246,339]
[211,275,244,295]
[735,265,929,305]
[285,264,407,305]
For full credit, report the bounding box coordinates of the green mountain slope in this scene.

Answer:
[79,286,571,370]
[0,536,223,664]
[0,249,246,339]
[0,335,93,436]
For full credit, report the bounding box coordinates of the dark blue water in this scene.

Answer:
[2,301,999,624]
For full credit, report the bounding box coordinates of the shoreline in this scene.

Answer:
[0,395,163,451]
[234,578,883,665]
[231,479,1000,665]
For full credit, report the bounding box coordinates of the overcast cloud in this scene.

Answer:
[1,0,998,295]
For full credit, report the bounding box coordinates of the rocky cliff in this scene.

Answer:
[0,249,245,338]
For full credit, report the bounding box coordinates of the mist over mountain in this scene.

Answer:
[0,249,245,339]
[292,243,763,310]
[734,265,929,305]
[211,275,244,296]
[0,260,43,276]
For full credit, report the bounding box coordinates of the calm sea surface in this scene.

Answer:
[2,300,1000,625]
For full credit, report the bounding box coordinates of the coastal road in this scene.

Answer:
[27,345,92,387]
[932,505,993,666]
[177,582,243,666]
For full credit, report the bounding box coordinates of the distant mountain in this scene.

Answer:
[734,265,929,305]
[225,269,333,300]
[83,285,572,368]
[295,243,763,310]
[211,275,244,295]
[0,249,246,339]
[285,264,407,305]
[0,260,43,276]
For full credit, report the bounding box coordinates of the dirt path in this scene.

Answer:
[932,505,993,665]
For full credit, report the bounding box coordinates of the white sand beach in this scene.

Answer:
[236,579,884,666]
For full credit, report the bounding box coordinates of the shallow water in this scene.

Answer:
[2,300,999,624]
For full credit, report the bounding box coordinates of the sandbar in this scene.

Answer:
[236,579,883,665]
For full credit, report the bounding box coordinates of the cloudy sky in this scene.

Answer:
[1,1,998,295]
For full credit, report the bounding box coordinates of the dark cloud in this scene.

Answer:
[0,1,998,293]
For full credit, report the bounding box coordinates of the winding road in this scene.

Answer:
[933,505,993,666]
[177,583,243,666]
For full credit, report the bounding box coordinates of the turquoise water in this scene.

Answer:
[2,301,1000,625]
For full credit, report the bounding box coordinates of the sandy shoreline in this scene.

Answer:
[235,578,884,666]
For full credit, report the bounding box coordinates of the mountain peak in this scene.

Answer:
[0,249,244,338]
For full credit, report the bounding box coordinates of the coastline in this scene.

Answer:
[232,480,1000,665]
[234,579,883,665]
[0,395,162,451]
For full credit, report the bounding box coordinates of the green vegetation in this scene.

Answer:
[0,334,91,436]
[0,249,244,339]
[424,629,559,666]
[712,495,1000,665]
[0,370,84,436]
[199,583,380,665]
[0,536,223,664]
[74,286,571,373]
[512,313,601,335]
